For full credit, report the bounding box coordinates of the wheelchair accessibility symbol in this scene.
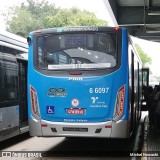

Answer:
[46,106,54,114]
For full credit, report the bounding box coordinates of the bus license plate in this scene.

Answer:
[63,127,88,132]
[66,108,85,115]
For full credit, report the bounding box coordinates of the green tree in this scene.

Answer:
[4,0,58,37]
[134,44,152,67]
[45,8,107,28]
[3,0,107,37]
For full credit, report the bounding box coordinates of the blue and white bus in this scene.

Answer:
[28,26,145,139]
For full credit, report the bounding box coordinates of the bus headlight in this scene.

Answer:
[113,85,125,121]
[30,86,40,118]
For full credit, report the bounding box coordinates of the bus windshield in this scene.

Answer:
[37,32,117,70]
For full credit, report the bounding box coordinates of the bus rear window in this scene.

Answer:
[37,33,117,70]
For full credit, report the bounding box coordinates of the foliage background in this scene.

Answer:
[4,0,107,37]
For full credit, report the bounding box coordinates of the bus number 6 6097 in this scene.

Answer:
[89,88,109,94]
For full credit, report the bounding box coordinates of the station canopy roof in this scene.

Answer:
[104,0,160,42]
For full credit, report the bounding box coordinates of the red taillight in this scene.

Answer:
[69,72,82,75]
[114,85,125,120]
[30,86,40,118]
[113,27,120,31]
[34,30,42,34]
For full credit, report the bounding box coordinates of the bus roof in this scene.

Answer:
[30,26,123,35]
[0,30,28,49]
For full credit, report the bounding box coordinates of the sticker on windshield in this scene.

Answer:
[48,63,111,70]
[16,106,19,114]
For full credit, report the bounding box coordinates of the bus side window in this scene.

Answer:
[5,63,18,100]
[0,56,18,105]
[0,61,3,102]
[0,60,8,102]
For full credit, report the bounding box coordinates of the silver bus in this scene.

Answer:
[0,31,28,141]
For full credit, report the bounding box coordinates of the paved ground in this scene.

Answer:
[142,116,160,160]
[0,112,149,160]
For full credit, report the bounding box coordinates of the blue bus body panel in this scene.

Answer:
[28,28,129,124]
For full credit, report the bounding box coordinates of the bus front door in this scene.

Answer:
[18,60,28,132]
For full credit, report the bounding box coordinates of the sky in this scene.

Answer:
[0,0,160,80]
[132,37,160,80]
